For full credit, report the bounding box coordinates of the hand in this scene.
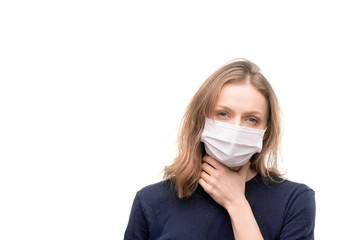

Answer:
[198,155,251,210]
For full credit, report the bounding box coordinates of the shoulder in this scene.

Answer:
[137,180,174,196]
[125,180,178,239]
[268,176,315,207]
[266,177,316,225]
[275,179,316,239]
[247,174,316,216]
[246,175,316,239]
[277,178,315,204]
[135,180,178,206]
[276,177,314,196]
[253,174,314,196]
[276,178,315,213]
[278,178,315,207]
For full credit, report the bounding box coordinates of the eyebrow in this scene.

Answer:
[244,111,264,116]
[214,105,234,112]
[214,105,265,116]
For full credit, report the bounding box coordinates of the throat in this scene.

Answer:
[246,168,258,182]
[229,166,258,182]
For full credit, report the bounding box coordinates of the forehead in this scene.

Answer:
[215,82,268,115]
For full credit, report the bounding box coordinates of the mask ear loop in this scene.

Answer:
[262,127,269,141]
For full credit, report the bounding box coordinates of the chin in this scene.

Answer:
[230,166,241,171]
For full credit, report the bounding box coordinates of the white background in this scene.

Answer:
[1,1,359,239]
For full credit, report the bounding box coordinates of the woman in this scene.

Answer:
[124,59,316,240]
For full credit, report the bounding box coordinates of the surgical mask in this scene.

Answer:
[201,118,266,168]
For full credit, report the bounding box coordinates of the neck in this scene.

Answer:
[230,166,258,182]
[246,168,258,182]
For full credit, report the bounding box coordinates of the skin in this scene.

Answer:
[198,81,269,240]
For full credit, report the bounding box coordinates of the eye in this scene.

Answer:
[217,111,229,118]
[246,117,259,124]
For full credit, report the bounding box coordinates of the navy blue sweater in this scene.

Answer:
[124,174,315,240]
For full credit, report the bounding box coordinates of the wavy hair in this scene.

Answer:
[163,59,283,198]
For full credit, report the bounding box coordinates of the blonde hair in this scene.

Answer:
[164,59,283,198]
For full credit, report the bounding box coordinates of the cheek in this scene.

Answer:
[260,120,268,129]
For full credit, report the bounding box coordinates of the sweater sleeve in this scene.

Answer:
[124,193,149,240]
[279,189,316,240]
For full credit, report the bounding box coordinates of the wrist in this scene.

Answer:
[225,196,248,213]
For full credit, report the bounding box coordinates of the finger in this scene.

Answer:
[201,161,216,175]
[198,178,209,192]
[238,161,251,177]
[200,170,212,183]
[199,177,215,194]
[203,155,224,169]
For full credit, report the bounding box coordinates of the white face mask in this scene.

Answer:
[201,118,266,168]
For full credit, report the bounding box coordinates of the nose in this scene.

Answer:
[231,117,242,126]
